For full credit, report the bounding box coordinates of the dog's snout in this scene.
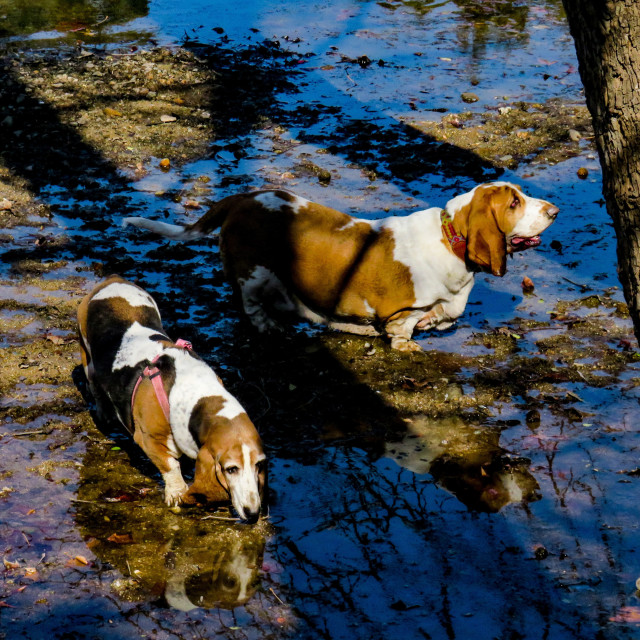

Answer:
[546,205,560,219]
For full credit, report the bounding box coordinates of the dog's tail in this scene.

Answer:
[123,194,239,241]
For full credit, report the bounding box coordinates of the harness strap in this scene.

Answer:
[440,208,467,262]
[130,338,193,426]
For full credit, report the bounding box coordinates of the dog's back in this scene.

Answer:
[78,275,168,430]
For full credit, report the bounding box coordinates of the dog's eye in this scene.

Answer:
[226,466,239,475]
[510,197,520,208]
[255,460,266,472]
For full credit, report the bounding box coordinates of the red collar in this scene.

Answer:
[440,209,466,262]
[130,338,192,425]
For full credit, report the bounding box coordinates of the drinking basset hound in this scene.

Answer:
[124,182,558,351]
[77,275,266,522]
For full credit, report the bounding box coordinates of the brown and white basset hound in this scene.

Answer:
[124,182,558,352]
[77,275,266,521]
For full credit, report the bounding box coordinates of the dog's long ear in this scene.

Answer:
[183,446,229,504]
[465,188,507,277]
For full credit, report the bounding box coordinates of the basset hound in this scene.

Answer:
[124,182,558,351]
[77,275,266,522]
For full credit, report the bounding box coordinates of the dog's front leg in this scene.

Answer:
[385,310,422,352]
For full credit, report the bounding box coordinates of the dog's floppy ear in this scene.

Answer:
[465,187,507,277]
[183,446,229,504]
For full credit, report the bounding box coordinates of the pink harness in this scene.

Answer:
[130,338,192,425]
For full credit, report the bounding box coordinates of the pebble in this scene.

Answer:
[568,129,581,142]
[461,92,479,103]
[577,167,589,179]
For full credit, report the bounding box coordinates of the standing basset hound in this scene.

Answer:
[124,182,558,351]
[77,275,266,522]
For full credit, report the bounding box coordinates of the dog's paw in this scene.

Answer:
[164,479,189,507]
[390,337,423,353]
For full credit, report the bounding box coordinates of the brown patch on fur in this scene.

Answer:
[219,193,416,323]
[132,378,174,471]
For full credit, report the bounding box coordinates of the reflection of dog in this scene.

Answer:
[77,275,266,521]
[124,182,558,351]
[164,536,264,611]
[385,416,540,512]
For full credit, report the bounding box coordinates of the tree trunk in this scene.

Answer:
[561,1,640,340]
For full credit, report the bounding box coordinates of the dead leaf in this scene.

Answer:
[3,558,20,570]
[522,276,535,293]
[0,601,16,608]
[183,199,200,209]
[0,198,12,211]
[103,107,122,118]
[26,509,35,515]
[107,532,134,544]
[45,333,65,345]
[75,555,89,565]
[610,606,640,623]
[23,567,39,580]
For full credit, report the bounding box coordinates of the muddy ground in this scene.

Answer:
[2,30,640,640]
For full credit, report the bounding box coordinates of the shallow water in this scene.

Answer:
[2,2,640,640]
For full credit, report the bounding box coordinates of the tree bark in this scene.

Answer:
[561,1,640,340]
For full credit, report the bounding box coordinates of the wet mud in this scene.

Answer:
[2,1,640,639]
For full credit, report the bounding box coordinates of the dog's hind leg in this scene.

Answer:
[238,266,295,333]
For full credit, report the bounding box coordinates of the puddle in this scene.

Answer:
[2,1,640,639]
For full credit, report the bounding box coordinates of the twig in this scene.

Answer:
[126,559,132,576]
[36,553,46,567]
[21,532,30,547]
[70,499,97,504]
[269,587,284,605]
[562,276,591,291]
[201,515,241,522]
[12,430,46,437]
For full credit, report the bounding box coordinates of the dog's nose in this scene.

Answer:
[545,205,560,219]
[242,508,260,524]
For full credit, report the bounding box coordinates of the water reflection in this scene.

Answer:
[385,415,541,512]
[0,0,148,43]
[73,436,271,611]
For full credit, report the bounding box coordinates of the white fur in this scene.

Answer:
[123,216,204,240]
[254,191,307,214]
[93,282,160,311]
[112,321,166,370]
[385,208,474,308]
[167,348,245,459]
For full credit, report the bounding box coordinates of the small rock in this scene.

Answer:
[103,107,122,118]
[0,198,12,211]
[577,167,589,179]
[159,158,171,169]
[183,199,200,209]
[568,129,581,142]
[498,106,512,115]
[461,92,479,103]
[160,114,177,123]
[534,546,548,560]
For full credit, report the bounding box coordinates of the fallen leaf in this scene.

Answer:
[107,532,134,544]
[26,509,35,515]
[75,555,89,565]
[3,558,20,570]
[0,198,12,211]
[103,107,122,118]
[0,601,16,608]
[522,276,535,293]
[45,333,66,345]
[610,606,640,623]
[23,567,39,580]
[183,199,200,209]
